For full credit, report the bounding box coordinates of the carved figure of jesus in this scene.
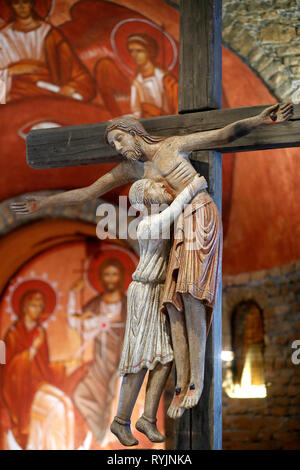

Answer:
[111,173,208,447]
[11,102,293,418]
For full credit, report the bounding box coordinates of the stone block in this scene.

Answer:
[287,385,298,396]
[257,416,285,432]
[272,407,288,416]
[277,45,300,57]
[268,384,289,397]
[290,395,300,405]
[255,54,274,73]
[270,71,291,87]
[274,304,291,315]
[273,396,290,406]
[260,10,280,20]
[252,417,268,433]
[229,416,252,429]
[283,56,300,66]
[223,21,244,43]
[259,25,296,43]
[291,65,300,75]
[273,431,300,442]
[236,32,257,56]
[284,417,300,431]
[274,357,288,368]
[281,284,292,295]
[276,79,295,98]
[222,15,233,31]
[250,269,266,281]
[290,373,300,385]
[225,400,253,415]
[222,430,252,442]
[231,272,251,285]
[288,406,300,415]
[275,0,296,7]
[248,47,265,64]
[270,266,283,278]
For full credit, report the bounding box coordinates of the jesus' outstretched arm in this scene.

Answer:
[9,160,139,215]
[177,102,294,154]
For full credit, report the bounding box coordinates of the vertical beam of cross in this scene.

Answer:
[174,0,222,450]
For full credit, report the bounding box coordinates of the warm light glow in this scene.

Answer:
[224,353,267,399]
[226,383,267,399]
[221,350,234,361]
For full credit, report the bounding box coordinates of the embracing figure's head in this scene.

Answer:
[129,178,173,212]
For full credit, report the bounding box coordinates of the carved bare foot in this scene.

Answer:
[135,415,166,443]
[110,416,138,447]
[167,387,186,419]
[180,383,202,409]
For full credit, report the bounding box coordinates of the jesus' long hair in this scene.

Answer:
[104,117,166,146]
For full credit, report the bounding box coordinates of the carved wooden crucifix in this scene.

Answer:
[22,0,299,450]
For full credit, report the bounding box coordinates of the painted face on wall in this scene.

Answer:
[23,292,45,321]
[10,0,33,19]
[100,265,123,293]
[127,41,150,67]
[107,129,142,161]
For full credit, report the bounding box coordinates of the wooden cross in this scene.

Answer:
[25,0,300,449]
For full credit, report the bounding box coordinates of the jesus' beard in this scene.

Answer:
[123,140,143,161]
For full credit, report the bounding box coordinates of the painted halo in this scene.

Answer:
[84,243,138,294]
[10,278,57,323]
[111,18,178,75]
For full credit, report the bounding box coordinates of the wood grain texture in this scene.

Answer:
[175,0,222,451]
[26,104,300,168]
[179,0,222,113]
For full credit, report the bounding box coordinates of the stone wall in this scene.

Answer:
[222,261,300,450]
[223,0,300,102]
[169,0,300,102]
[221,1,300,448]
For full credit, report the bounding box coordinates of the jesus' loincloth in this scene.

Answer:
[162,189,223,332]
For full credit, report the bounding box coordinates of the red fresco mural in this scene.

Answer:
[0,240,167,450]
[0,0,179,202]
[0,0,178,450]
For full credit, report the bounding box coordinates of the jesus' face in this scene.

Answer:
[11,0,33,20]
[107,129,142,161]
[100,265,123,293]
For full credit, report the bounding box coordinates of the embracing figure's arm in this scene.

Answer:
[153,174,208,234]
[10,160,140,215]
[177,103,294,153]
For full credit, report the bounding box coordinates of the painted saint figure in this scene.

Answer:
[127,33,178,118]
[11,102,294,419]
[95,33,177,118]
[1,290,65,448]
[0,0,95,102]
[68,258,127,442]
[110,173,207,446]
